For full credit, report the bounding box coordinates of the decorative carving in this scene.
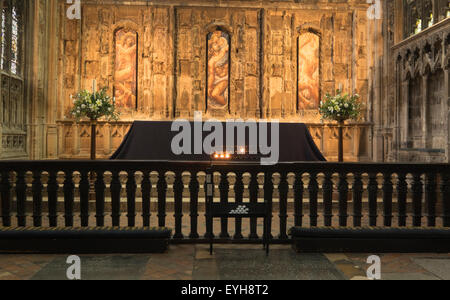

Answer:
[298,32,320,111]
[114,28,137,109]
[207,30,230,110]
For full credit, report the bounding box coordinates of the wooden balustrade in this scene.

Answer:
[0,160,448,243]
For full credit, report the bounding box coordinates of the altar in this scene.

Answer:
[110,121,326,162]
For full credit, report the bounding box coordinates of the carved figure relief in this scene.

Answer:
[114,29,137,109]
[207,30,230,109]
[298,32,320,110]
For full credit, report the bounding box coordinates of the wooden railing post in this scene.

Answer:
[368,172,378,226]
[352,172,363,227]
[15,170,27,227]
[294,172,304,227]
[219,171,230,238]
[263,171,274,238]
[141,171,151,227]
[234,171,244,240]
[95,170,106,227]
[110,170,121,227]
[189,171,200,239]
[278,171,288,240]
[63,170,74,227]
[47,171,58,227]
[79,170,90,227]
[308,172,318,227]
[397,173,408,227]
[425,173,437,227]
[157,170,167,227]
[442,172,450,227]
[0,171,11,227]
[126,171,137,227]
[382,172,393,227]
[338,172,349,227]
[412,173,423,227]
[204,171,214,239]
[173,171,184,239]
[322,172,333,227]
[32,171,43,227]
[249,171,259,239]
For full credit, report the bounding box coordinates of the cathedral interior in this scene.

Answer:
[0,0,449,163]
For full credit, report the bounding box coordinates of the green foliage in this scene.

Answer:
[319,90,362,122]
[70,87,119,121]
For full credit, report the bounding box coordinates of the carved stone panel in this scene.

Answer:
[114,29,137,109]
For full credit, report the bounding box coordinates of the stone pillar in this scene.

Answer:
[445,68,450,162]
[45,0,60,159]
[400,79,409,149]
[422,74,429,149]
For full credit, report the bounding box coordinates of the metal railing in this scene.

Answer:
[0,160,449,243]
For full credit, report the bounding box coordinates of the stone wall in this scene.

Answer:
[381,0,450,163]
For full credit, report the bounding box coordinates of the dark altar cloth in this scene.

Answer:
[110,121,326,162]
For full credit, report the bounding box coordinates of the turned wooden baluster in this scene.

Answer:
[309,172,319,227]
[0,171,11,227]
[249,171,259,239]
[263,171,274,238]
[234,171,244,240]
[79,170,90,227]
[157,170,167,227]
[442,172,450,227]
[382,172,393,227]
[110,170,121,227]
[352,172,363,227]
[425,173,437,227]
[322,172,333,227]
[278,172,288,240]
[204,172,214,239]
[294,172,304,227]
[63,170,74,227]
[338,172,349,227]
[368,173,378,226]
[95,170,106,227]
[32,170,43,227]
[141,171,151,227]
[47,171,58,227]
[412,173,423,227]
[189,172,200,239]
[219,171,230,238]
[15,170,27,227]
[126,171,137,227]
[397,173,407,227]
[173,171,184,239]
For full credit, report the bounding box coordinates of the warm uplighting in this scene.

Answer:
[212,151,232,160]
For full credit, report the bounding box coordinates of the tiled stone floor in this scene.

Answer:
[0,246,449,280]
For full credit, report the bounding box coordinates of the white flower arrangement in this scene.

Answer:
[70,87,119,121]
[319,90,362,122]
